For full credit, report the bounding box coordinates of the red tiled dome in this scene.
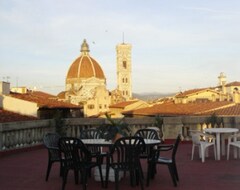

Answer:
[66,39,105,80]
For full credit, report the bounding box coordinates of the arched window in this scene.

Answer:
[122,78,125,83]
[125,78,128,83]
[87,104,95,109]
[123,61,127,69]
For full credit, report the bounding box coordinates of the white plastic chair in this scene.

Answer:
[227,133,240,160]
[190,130,216,163]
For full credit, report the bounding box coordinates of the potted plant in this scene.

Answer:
[154,115,164,140]
[207,113,223,128]
[98,113,131,142]
[54,109,67,136]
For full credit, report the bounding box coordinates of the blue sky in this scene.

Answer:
[1,0,240,95]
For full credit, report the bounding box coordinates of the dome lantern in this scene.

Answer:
[80,39,90,54]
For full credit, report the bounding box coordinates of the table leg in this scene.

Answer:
[216,133,220,160]
[221,134,225,156]
[233,133,238,159]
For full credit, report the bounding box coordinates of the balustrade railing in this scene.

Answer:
[1,116,239,152]
[0,120,53,151]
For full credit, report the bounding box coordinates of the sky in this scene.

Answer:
[1,0,240,95]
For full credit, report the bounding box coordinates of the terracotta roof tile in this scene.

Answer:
[0,109,38,123]
[109,100,138,108]
[9,91,81,109]
[123,101,234,116]
[175,88,217,98]
[57,91,66,99]
[198,104,240,116]
[225,81,240,87]
[66,55,105,79]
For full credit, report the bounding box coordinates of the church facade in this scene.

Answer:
[60,39,133,117]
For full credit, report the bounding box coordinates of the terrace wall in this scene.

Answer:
[0,116,240,152]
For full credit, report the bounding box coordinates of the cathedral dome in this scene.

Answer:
[66,39,105,80]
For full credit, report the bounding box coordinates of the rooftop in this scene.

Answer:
[123,101,236,116]
[109,100,138,108]
[1,143,240,190]
[0,109,38,123]
[9,91,80,109]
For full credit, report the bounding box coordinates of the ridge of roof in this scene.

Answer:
[9,91,81,109]
[225,81,240,87]
[123,101,234,116]
[109,100,138,108]
[175,88,221,98]
[0,109,38,123]
[196,103,240,116]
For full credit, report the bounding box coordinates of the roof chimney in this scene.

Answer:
[0,81,10,95]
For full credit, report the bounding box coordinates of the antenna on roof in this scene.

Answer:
[122,32,125,44]
[16,77,18,87]
[2,76,10,82]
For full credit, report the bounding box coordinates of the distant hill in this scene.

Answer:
[133,92,176,101]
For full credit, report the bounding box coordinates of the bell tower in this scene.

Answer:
[116,42,132,100]
[218,72,227,94]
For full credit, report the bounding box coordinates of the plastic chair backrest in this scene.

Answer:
[110,136,145,168]
[134,128,159,140]
[58,137,91,167]
[80,128,101,139]
[190,131,202,145]
[172,134,182,160]
[43,133,61,148]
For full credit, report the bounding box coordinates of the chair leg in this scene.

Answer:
[130,171,135,186]
[98,165,104,188]
[213,145,217,160]
[227,144,230,160]
[201,145,205,163]
[146,161,155,187]
[138,168,144,190]
[62,169,69,190]
[173,163,179,181]
[115,170,119,190]
[191,145,195,160]
[168,164,177,187]
[74,170,79,184]
[45,161,53,181]
[105,164,110,188]
[82,169,88,190]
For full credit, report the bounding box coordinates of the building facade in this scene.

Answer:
[64,39,111,117]
[116,43,132,100]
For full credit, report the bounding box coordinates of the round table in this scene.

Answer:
[81,138,161,147]
[204,128,239,160]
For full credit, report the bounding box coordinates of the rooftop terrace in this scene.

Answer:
[1,143,240,190]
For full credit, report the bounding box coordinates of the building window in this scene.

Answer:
[125,78,128,83]
[126,91,128,95]
[99,104,102,109]
[123,91,125,95]
[122,78,125,83]
[87,104,95,109]
[123,61,127,69]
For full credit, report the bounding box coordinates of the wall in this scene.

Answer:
[0,81,10,95]
[1,116,240,152]
[2,95,39,117]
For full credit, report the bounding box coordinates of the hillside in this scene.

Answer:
[133,92,176,101]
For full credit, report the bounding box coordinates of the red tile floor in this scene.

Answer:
[0,143,240,190]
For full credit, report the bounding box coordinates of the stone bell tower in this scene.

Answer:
[116,42,132,100]
[218,72,227,94]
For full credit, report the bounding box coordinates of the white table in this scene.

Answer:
[81,138,161,147]
[204,128,239,160]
